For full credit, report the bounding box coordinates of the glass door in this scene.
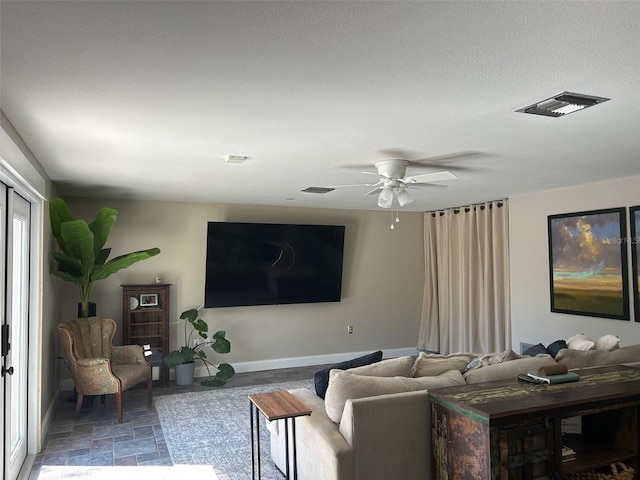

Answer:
[1,183,30,480]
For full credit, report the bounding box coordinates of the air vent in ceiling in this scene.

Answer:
[516,91,610,117]
[302,187,335,194]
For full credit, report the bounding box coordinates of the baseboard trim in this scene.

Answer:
[41,388,59,442]
[59,348,420,387]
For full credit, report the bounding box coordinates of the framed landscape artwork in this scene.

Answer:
[548,207,629,320]
[631,206,640,322]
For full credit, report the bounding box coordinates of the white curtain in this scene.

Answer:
[417,200,510,354]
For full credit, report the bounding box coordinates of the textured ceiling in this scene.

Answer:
[1,1,639,212]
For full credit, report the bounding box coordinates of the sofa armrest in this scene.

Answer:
[339,390,431,480]
[270,388,354,480]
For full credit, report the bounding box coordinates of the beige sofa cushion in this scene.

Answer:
[556,345,640,369]
[463,355,557,384]
[412,352,476,377]
[324,369,464,423]
[348,356,414,377]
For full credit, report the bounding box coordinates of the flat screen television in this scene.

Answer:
[204,222,345,308]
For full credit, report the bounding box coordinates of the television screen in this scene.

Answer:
[204,222,345,308]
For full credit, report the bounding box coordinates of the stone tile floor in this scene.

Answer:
[28,365,322,480]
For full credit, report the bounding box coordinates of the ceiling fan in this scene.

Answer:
[319,150,460,209]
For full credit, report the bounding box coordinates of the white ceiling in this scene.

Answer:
[2,1,639,212]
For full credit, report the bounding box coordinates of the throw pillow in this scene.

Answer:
[488,348,523,364]
[463,357,483,373]
[522,343,549,357]
[412,352,476,377]
[348,356,414,377]
[324,369,465,423]
[546,340,568,358]
[566,334,595,351]
[313,351,383,399]
[595,334,621,352]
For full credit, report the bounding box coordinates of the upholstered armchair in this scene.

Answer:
[57,317,152,423]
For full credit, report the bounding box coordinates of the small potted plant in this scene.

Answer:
[163,307,235,386]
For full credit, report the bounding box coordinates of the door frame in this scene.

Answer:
[0,157,45,479]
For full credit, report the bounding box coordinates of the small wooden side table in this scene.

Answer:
[249,390,312,480]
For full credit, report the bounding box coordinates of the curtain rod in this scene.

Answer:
[429,199,506,217]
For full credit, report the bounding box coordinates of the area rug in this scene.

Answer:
[155,379,314,480]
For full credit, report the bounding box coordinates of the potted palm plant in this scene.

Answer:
[164,307,235,386]
[49,198,161,317]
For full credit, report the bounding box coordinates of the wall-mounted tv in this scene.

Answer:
[204,222,345,308]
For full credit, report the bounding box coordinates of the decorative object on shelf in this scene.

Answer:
[140,293,159,307]
[163,307,235,387]
[548,207,629,320]
[129,297,139,310]
[630,205,640,322]
[49,198,161,318]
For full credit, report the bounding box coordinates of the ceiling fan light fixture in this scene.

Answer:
[516,91,610,117]
[378,188,393,208]
[396,188,413,207]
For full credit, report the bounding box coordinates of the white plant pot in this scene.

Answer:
[174,362,195,386]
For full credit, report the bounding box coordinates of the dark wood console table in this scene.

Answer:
[430,365,640,479]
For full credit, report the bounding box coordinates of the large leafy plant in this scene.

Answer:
[49,198,161,317]
[164,307,235,387]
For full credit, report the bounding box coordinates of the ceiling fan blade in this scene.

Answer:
[361,171,393,182]
[364,186,383,196]
[401,182,447,189]
[404,171,457,184]
[412,151,481,164]
[322,182,380,189]
[406,151,482,171]
[340,151,482,176]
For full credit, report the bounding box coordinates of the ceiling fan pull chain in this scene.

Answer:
[390,207,395,229]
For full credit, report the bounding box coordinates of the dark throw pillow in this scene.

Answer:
[547,340,568,358]
[313,350,383,399]
[522,343,549,357]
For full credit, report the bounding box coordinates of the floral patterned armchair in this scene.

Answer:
[57,317,152,423]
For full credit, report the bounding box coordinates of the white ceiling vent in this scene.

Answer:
[225,155,248,163]
[516,92,610,117]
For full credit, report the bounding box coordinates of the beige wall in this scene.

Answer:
[510,175,640,351]
[60,198,425,369]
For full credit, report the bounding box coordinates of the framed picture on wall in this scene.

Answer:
[548,207,629,320]
[631,206,640,322]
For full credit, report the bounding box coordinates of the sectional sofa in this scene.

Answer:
[268,343,640,480]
